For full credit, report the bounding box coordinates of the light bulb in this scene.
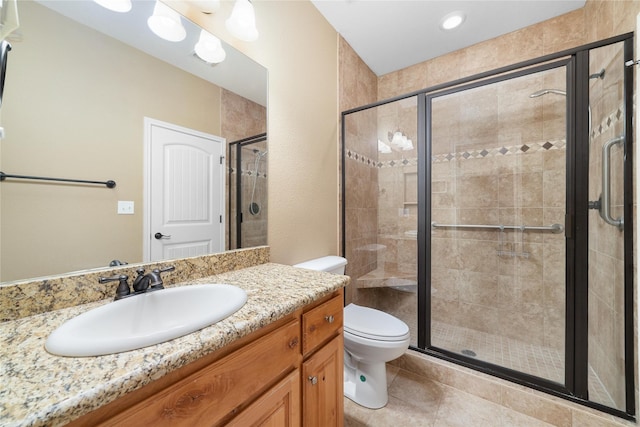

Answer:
[225,0,259,42]
[195,30,226,63]
[391,131,404,147]
[147,1,187,42]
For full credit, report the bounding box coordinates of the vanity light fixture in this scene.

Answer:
[225,0,259,42]
[440,11,465,30]
[388,131,414,151]
[93,0,132,13]
[378,139,392,154]
[194,29,226,64]
[147,0,187,42]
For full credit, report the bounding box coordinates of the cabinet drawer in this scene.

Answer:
[302,295,343,355]
[103,320,301,427]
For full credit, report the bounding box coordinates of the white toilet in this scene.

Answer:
[293,256,410,409]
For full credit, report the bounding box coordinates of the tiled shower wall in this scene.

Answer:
[238,142,268,248]
[340,37,379,306]
[221,89,267,250]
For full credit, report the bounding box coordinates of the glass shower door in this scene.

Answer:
[428,63,568,384]
[586,40,629,411]
[228,135,268,250]
[343,95,419,345]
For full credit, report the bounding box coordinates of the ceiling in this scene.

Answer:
[311,0,586,76]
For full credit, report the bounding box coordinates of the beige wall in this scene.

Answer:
[171,0,340,266]
[0,1,224,281]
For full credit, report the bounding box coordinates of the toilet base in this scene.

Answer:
[343,357,388,409]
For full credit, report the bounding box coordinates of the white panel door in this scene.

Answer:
[145,118,225,262]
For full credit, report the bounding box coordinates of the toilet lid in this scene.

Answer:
[344,304,410,341]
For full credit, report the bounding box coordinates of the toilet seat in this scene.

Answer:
[344,304,410,342]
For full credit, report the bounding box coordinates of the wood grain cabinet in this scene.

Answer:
[301,295,344,427]
[302,335,343,427]
[68,290,344,427]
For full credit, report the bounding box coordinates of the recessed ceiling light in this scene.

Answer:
[440,11,465,30]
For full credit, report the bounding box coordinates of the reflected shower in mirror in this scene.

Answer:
[0,0,267,283]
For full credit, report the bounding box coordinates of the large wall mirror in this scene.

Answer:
[0,0,267,283]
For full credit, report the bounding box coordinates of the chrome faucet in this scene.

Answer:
[100,265,175,300]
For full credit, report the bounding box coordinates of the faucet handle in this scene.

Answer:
[99,274,131,300]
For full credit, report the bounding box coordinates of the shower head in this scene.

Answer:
[529,89,567,98]
[251,148,268,157]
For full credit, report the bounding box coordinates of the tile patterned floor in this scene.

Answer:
[344,365,559,427]
[430,321,616,408]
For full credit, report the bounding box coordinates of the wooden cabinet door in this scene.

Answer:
[302,335,344,427]
[227,370,300,427]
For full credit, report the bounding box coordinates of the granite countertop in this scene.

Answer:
[0,263,349,427]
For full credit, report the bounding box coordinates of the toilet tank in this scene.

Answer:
[293,256,348,275]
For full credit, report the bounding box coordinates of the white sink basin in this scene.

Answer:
[45,284,247,357]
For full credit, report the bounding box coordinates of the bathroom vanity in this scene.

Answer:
[0,249,348,427]
[69,290,344,426]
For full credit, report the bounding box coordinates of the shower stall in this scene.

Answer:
[228,133,268,249]
[342,34,634,418]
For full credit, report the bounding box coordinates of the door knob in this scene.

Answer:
[308,376,318,385]
[154,232,171,240]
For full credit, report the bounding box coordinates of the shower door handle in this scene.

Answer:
[600,135,624,230]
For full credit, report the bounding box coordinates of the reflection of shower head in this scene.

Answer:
[529,89,567,98]
[252,148,268,157]
[590,68,605,80]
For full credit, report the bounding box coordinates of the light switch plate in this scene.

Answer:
[117,201,134,215]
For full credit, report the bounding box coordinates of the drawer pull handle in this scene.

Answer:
[325,315,335,324]
[308,376,318,385]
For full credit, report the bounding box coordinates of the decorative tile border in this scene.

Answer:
[346,104,625,169]
[432,139,566,163]
[346,139,566,169]
[591,104,625,140]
